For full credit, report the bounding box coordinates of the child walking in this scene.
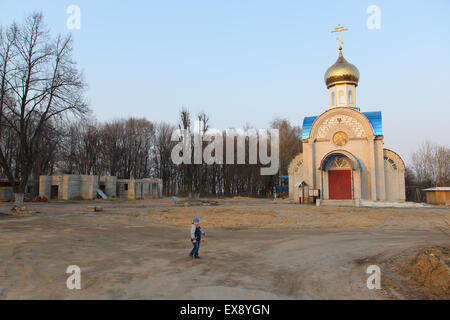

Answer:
[189,216,205,259]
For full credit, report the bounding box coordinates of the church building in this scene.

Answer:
[288,43,405,205]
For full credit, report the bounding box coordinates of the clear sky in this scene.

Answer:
[1,0,449,164]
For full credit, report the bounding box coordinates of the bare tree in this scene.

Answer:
[195,111,210,197]
[270,118,302,176]
[178,107,192,196]
[121,117,154,179]
[411,140,450,188]
[100,120,125,177]
[153,122,177,195]
[30,118,60,177]
[59,120,101,175]
[0,13,88,207]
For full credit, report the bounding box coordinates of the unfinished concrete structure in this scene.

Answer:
[39,175,162,200]
[117,179,144,200]
[99,176,117,198]
[0,180,39,201]
[117,178,163,200]
[142,178,164,198]
[39,175,99,200]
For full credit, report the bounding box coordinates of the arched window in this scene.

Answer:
[339,90,344,104]
[348,90,353,104]
[330,157,351,169]
[331,92,336,106]
[384,157,397,170]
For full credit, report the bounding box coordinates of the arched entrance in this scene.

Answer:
[320,152,359,200]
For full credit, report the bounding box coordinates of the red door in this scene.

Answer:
[328,170,352,199]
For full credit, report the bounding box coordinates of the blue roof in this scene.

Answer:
[301,110,383,140]
[301,116,318,140]
[362,111,383,137]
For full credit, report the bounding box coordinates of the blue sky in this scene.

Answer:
[1,0,449,163]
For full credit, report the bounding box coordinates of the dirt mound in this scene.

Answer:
[397,246,450,299]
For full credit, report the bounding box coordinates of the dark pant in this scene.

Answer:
[190,241,200,257]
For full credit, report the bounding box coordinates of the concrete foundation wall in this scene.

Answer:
[136,181,143,199]
[39,175,163,201]
[61,175,81,200]
[0,187,14,200]
[142,179,150,196]
[0,180,38,201]
[40,175,97,200]
[39,176,52,199]
[117,180,138,200]
[99,176,117,198]
[80,175,98,200]
[39,175,65,200]
[141,178,163,198]
[52,176,64,200]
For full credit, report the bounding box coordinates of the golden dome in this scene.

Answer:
[324,47,360,88]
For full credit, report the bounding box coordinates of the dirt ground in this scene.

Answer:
[0,198,448,300]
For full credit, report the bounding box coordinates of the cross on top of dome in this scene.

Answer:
[330,24,349,49]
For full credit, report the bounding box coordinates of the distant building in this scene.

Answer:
[117,178,162,200]
[423,187,450,205]
[38,175,162,200]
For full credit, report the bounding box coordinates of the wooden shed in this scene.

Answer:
[295,180,308,204]
[422,187,450,205]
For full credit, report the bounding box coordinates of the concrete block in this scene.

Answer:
[86,206,103,212]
